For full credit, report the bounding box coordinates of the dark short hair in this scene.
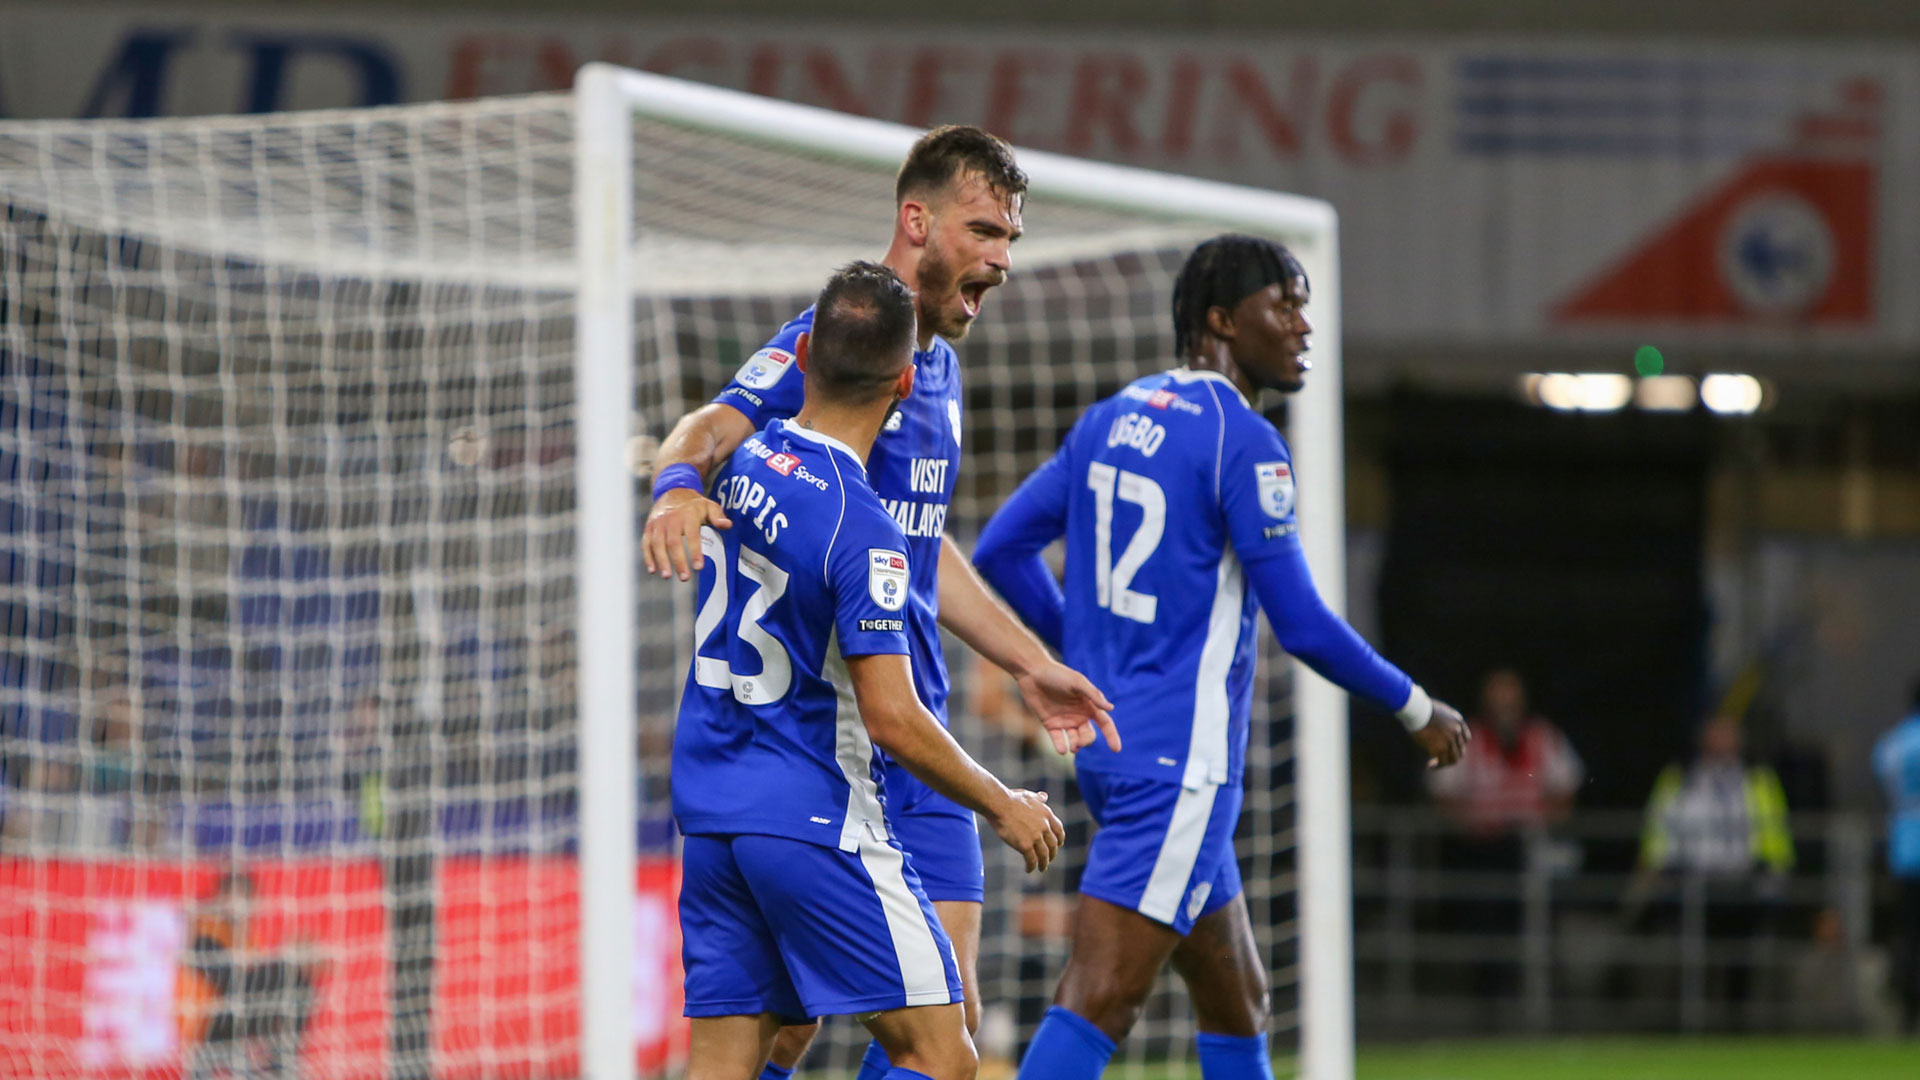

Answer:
[896,125,1027,205]
[1911,677,1920,714]
[808,261,916,404]
[1172,234,1308,355]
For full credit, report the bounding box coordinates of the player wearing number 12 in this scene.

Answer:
[973,236,1473,1079]
[674,263,1065,1080]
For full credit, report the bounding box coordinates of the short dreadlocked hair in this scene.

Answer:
[1171,234,1308,356]
[895,125,1027,205]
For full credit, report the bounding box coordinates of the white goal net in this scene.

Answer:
[0,68,1341,1079]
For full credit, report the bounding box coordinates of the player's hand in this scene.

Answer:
[988,788,1066,873]
[1016,662,1120,756]
[643,487,729,581]
[1412,700,1471,769]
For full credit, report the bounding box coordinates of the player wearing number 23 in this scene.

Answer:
[974,235,1470,1079]
[671,264,1064,1080]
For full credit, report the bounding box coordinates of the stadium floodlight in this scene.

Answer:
[1635,375,1699,412]
[1700,373,1766,415]
[0,64,1348,1080]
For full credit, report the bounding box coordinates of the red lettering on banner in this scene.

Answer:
[446,36,523,99]
[1327,53,1421,165]
[746,44,783,98]
[903,46,977,128]
[447,36,639,98]
[801,48,878,116]
[985,50,1052,143]
[1214,57,1317,161]
[1065,53,1150,155]
[1160,53,1204,159]
[642,37,728,81]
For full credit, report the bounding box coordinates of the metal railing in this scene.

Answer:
[1351,806,1883,1037]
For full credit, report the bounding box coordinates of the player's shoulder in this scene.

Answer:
[727,307,815,397]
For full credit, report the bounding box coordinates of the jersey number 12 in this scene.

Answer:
[693,526,793,704]
[1087,462,1164,624]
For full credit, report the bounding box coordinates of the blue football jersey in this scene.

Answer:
[1019,370,1304,787]
[716,307,962,724]
[671,420,916,852]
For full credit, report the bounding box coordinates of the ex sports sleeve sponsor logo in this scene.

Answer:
[765,453,800,476]
[1255,461,1295,519]
[858,618,904,632]
[868,549,909,611]
[734,346,795,390]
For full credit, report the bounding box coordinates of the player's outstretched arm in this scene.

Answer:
[1244,544,1469,768]
[940,540,1118,756]
[846,652,1066,872]
[643,403,754,581]
[970,452,1070,651]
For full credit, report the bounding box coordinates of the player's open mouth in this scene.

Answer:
[959,282,987,318]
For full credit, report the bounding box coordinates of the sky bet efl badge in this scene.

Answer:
[1255,462,1295,519]
[735,346,795,390]
[869,549,909,611]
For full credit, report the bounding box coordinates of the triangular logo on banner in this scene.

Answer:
[1552,157,1874,325]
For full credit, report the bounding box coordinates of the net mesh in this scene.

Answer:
[0,90,1305,1078]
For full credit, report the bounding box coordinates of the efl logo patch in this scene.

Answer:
[1185,881,1213,921]
[868,549,909,611]
[735,347,795,390]
[1148,389,1177,410]
[766,452,800,476]
[1254,461,1295,520]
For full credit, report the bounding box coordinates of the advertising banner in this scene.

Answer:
[0,856,688,1078]
[0,7,1915,351]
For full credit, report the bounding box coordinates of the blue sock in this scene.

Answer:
[1196,1031,1274,1080]
[855,1039,892,1080]
[881,1071,934,1080]
[758,1065,795,1080]
[1017,1006,1116,1080]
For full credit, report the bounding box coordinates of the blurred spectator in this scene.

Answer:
[1426,668,1582,1010]
[1429,668,1584,835]
[1871,678,1920,1034]
[178,870,319,1080]
[1637,716,1794,879]
[1628,716,1794,1026]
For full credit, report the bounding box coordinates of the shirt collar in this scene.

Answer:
[1172,366,1252,407]
[776,419,865,473]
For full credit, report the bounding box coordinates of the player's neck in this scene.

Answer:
[878,242,937,351]
[791,403,883,465]
[1185,346,1255,400]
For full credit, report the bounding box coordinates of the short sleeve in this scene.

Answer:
[713,312,809,427]
[1217,403,1299,563]
[826,503,914,658]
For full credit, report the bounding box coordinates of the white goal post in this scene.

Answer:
[573,63,1350,1080]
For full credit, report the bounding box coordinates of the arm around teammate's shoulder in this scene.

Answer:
[845,653,1065,872]
[643,403,755,581]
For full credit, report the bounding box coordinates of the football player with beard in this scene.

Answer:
[645,125,1118,1080]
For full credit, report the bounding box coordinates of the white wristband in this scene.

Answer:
[1396,684,1434,733]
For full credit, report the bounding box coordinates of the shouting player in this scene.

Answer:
[973,235,1471,1079]
[647,126,1116,1080]
[675,263,1065,1080]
